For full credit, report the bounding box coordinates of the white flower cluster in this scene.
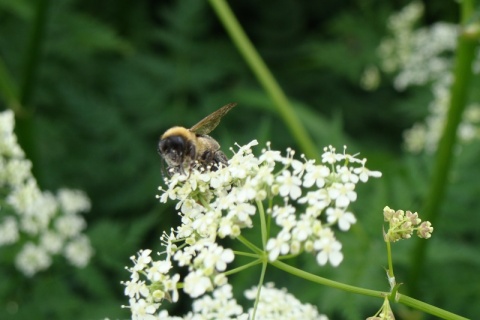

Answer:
[244,283,328,320]
[157,283,328,320]
[0,110,93,276]
[161,141,380,266]
[377,2,458,91]
[403,76,480,153]
[374,1,480,153]
[122,140,380,319]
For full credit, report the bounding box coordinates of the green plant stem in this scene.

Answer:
[20,0,50,107]
[0,58,21,114]
[396,294,469,320]
[224,258,262,276]
[272,260,467,320]
[271,260,382,298]
[232,251,260,259]
[408,0,479,295]
[14,0,50,184]
[385,240,395,287]
[208,0,319,160]
[256,199,267,248]
[237,235,263,255]
[251,258,268,320]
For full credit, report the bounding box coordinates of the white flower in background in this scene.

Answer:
[15,242,52,277]
[57,189,91,214]
[123,141,380,318]
[0,109,93,276]
[0,110,24,158]
[372,2,480,153]
[40,230,64,254]
[0,217,19,245]
[64,235,94,268]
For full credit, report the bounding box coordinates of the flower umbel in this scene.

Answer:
[123,141,381,318]
[383,206,433,242]
[0,110,93,276]
[371,2,480,154]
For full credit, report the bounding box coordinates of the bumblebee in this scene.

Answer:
[158,103,237,174]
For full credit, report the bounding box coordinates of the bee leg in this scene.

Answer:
[212,150,228,169]
[198,150,213,170]
[187,142,196,173]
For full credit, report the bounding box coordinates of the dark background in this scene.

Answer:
[1,0,478,319]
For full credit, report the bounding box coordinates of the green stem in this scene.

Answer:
[272,260,467,319]
[251,257,268,320]
[385,240,395,288]
[0,58,21,114]
[397,294,469,320]
[224,258,262,276]
[256,199,267,248]
[237,235,263,255]
[271,260,382,298]
[278,252,302,260]
[208,0,319,160]
[20,0,50,107]
[14,0,51,184]
[408,0,479,295]
[232,250,260,258]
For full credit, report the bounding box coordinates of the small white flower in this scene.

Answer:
[276,170,302,200]
[322,145,341,164]
[328,182,357,207]
[40,231,64,254]
[314,237,344,267]
[0,110,24,157]
[165,273,180,302]
[57,189,91,214]
[133,249,153,271]
[337,166,359,184]
[0,217,19,245]
[54,214,87,238]
[130,298,159,320]
[191,284,246,318]
[64,235,94,268]
[326,207,357,231]
[245,283,328,320]
[124,279,150,300]
[184,270,213,298]
[197,243,234,272]
[259,148,282,165]
[353,160,382,182]
[266,231,291,261]
[4,158,32,186]
[147,260,172,281]
[270,203,296,223]
[15,242,52,277]
[291,215,314,241]
[303,163,330,188]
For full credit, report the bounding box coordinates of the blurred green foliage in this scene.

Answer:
[0,0,478,319]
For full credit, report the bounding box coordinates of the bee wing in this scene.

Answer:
[189,102,237,135]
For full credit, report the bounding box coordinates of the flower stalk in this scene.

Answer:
[408,0,480,295]
[207,0,319,160]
